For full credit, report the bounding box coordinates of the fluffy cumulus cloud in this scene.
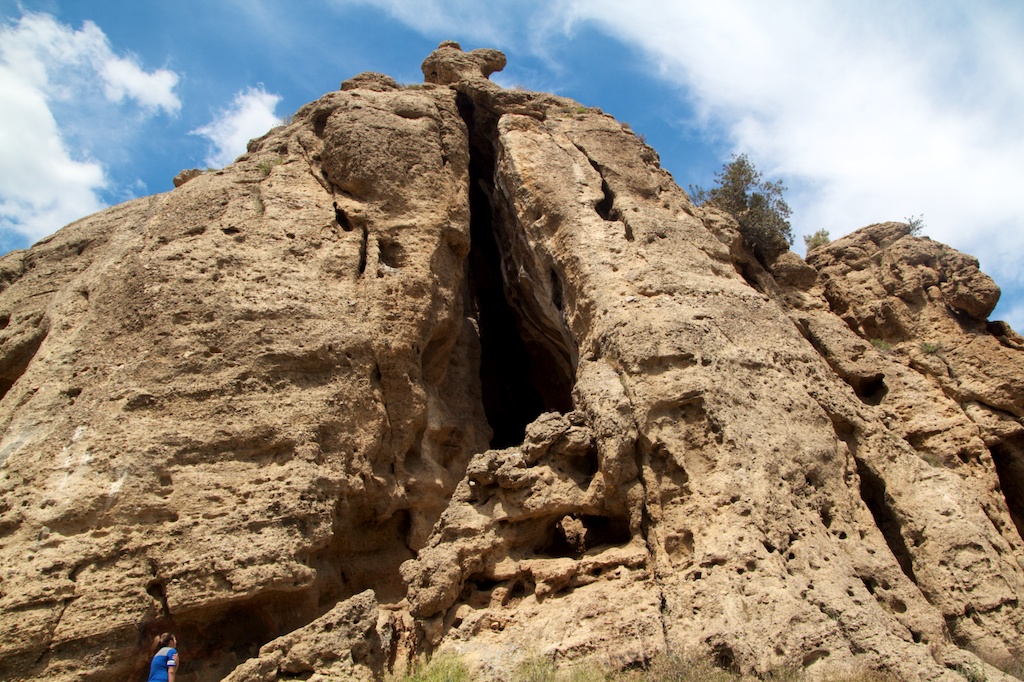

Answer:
[0,13,180,245]
[192,87,283,168]
[101,57,182,112]
[559,2,1024,256]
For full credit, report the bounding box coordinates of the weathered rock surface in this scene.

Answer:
[1,42,1023,681]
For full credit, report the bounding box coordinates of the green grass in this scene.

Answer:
[920,342,940,354]
[870,339,893,352]
[257,157,284,177]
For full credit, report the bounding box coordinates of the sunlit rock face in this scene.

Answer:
[1,42,1023,682]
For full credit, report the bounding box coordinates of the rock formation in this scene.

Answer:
[1,42,1023,681]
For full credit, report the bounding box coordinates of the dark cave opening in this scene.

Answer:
[0,325,47,404]
[536,513,631,559]
[135,588,318,682]
[0,377,15,403]
[850,373,888,406]
[458,92,575,449]
[989,436,1024,541]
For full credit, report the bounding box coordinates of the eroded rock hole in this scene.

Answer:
[855,459,917,584]
[146,580,170,618]
[562,448,599,482]
[508,578,532,601]
[819,504,833,529]
[713,645,737,673]
[0,322,47,403]
[313,112,330,138]
[0,378,16,403]
[989,435,1024,541]
[573,146,617,222]
[378,237,405,269]
[458,92,575,448]
[851,373,888,405]
[537,514,631,559]
[827,412,857,444]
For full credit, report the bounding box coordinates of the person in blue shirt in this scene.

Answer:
[147,632,179,682]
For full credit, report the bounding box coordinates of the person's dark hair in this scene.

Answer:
[151,632,175,655]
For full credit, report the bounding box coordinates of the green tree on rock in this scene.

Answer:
[691,154,793,261]
[803,228,831,253]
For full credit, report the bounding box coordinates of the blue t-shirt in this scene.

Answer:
[148,647,177,682]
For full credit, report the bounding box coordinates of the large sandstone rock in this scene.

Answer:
[1,42,1023,681]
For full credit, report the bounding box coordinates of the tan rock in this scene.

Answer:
[0,44,1023,682]
[0,62,486,681]
[421,41,506,85]
[340,72,400,92]
[172,168,204,187]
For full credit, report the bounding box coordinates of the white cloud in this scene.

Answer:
[192,87,283,168]
[101,57,181,113]
[0,65,106,239]
[554,1,1024,288]
[0,13,180,113]
[0,13,180,244]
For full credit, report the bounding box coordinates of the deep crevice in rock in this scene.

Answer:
[457,91,575,449]
[595,177,616,221]
[333,201,353,232]
[357,224,368,276]
[795,319,888,406]
[854,458,918,584]
[572,143,634,243]
[989,434,1024,541]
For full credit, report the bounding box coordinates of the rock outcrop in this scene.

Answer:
[1,42,1023,681]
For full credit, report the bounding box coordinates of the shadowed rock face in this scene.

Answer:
[1,42,1023,682]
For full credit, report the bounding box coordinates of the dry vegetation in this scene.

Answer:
[387,652,905,682]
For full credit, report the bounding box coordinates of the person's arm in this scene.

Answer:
[167,652,178,682]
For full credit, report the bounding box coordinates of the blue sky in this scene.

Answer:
[2,1,1023,329]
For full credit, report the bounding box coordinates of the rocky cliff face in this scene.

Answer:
[1,43,1023,681]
